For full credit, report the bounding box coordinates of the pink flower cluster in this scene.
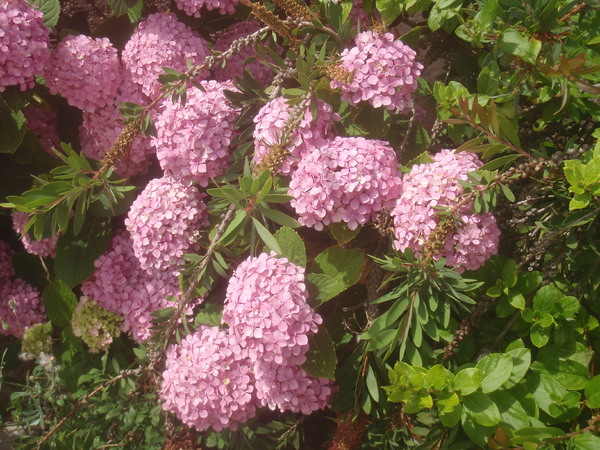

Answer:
[0,0,49,92]
[161,327,256,432]
[174,0,239,17]
[330,31,422,112]
[0,242,45,338]
[161,253,333,431]
[252,97,339,176]
[125,176,209,275]
[122,12,209,98]
[214,21,275,85]
[391,149,500,272]
[81,230,199,342]
[289,136,402,230]
[152,81,240,186]
[223,252,321,366]
[23,104,60,155]
[12,211,58,258]
[45,35,121,113]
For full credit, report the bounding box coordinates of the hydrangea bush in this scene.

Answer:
[1,1,600,449]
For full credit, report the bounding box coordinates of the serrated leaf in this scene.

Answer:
[307,247,365,304]
[43,279,77,329]
[274,227,306,267]
[30,0,60,28]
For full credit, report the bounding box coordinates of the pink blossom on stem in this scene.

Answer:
[45,35,121,113]
[12,211,58,258]
[0,278,45,338]
[0,0,49,92]
[289,136,402,231]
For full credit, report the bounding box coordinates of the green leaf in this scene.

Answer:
[302,326,336,380]
[274,227,306,268]
[462,391,501,427]
[327,222,360,246]
[475,0,498,30]
[490,391,530,430]
[564,159,585,187]
[477,63,500,96]
[251,218,281,254]
[108,0,136,16]
[439,403,462,427]
[571,433,600,450]
[307,247,365,304]
[42,279,78,329]
[530,322,550,347]
[30,0,60,28]
[533,284,563,313]
[585,375,600,408]
[426,365,447,390]
[375,0,403,24]
[532,352,589,391]
[54,217,112,288]
[454,367,482,396]
[505,347,531,388]
[527,372,568,417]
[477,353,514,393]
[366,365,379,402]
[511,427,564,444]
[258,207,301,228]
[0,96,26,154]
[498,29,542,65]
[502,259,518,288]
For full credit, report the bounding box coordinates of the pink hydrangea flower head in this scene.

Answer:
[23,104,60,155]
[12,212,58,258]
[0,0,50,92]
[223,252,322,366]
[252,97,340,175]
[160,326,256,432]
[174,0,239,17]
[152,81,239,186]
[214,21,275,85]
[122,12,210,98]
[0,241,15,283]
[443,213,500,272]
[254,361,333,414]
[391,149,500,271]
[45,35,121,113]
[0,278,45,338]
[330,31,423,112]
[82,230,201,342]
[125,176,209,274]
[289,136,402,231]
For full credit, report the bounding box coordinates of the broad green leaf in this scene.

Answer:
[367,329,397,351]
[527,372,568,417]
[511,427,564,444]
[438,391,460,413]
[274,227,306,267]
[475,0,498,30]
[530,322,551,348]
[366,365,379,402]
[307,247,364,304]
[585,375,600,408]
[477,63,500,96]
[55,217,112,287]
[462,391,501,427]
[30,0,60,27]
[405,392,433,413]
[439,403,462,427]
[505,347,531,388]
[571,433,600,450]
[426,365,447,390]
[533,284,563,313]
[375,0,403,24]
[42,279,78,329]
[515,271,542,295]
[454,367,482,396]
[564,159,585,187]
[490,391,530,430]
[532,355,589,391]
[327,222,360,246]
[477,353,514,393]
[302,326,336,380]
[502,259,518,287]
[498,29,542,65]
